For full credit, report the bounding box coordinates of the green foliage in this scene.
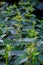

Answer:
[0,0,43,65]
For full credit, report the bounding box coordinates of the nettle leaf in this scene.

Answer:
[0,49,5,55]
[27,29,37,38]
[22,37,37,43]
[3,39,13,44]
[38,54,43,64]
[14,53,28,65]
[10,50,24,56]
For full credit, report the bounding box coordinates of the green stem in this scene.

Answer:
[6,52,8,65]
[6,58,8,65]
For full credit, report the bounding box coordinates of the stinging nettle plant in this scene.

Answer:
[4,44,13,65]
